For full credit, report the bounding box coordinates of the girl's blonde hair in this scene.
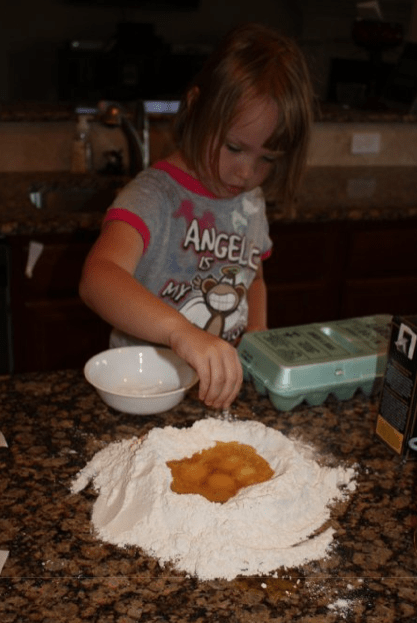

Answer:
[174,22,314,204]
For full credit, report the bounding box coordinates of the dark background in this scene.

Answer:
[0,0,416,105]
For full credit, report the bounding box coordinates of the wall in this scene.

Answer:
[0,118,176,172]
[308,122,417,166]
[0,118,416,172]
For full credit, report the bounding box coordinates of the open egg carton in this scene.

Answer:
[238,315,391,411]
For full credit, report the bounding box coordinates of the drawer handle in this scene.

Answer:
[25,241,44,279]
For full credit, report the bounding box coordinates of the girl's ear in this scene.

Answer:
[186,86,200,109]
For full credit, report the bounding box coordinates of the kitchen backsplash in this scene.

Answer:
[0,118,176,173]
[0,118,416,172]
[308,122,417,167]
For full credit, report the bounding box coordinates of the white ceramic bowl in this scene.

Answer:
[84,346,198,415]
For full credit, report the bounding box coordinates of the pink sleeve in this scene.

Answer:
[261,247,272,261]
[103,208,151,253]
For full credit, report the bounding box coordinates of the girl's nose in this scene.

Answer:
[236,159,254,181]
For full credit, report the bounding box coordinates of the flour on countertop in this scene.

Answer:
[328,597,355,619]
[71,417,356,581]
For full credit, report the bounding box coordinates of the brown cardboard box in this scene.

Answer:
[376,315,417,459]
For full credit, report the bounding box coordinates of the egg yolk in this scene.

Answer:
[167,441,274,503]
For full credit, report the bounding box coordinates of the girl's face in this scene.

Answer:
[204,96,281,199]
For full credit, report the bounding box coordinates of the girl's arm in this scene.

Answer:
[79,220,242,409]
[246,262,268,333]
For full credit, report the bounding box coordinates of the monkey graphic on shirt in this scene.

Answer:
[192,266,247,337]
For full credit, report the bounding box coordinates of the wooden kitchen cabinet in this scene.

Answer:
[339,220,417,318]
[264,221,342,327]
[8,231,111,373]
[265,218,417,328]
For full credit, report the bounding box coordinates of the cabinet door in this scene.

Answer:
[344,222,417,279]
[9,232,110,373]
[264,222,341,327]
[340,221,417,318]
[21,298,110,372]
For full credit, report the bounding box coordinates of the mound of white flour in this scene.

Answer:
[71,417,356,581]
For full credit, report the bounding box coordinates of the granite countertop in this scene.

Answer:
[270,166,417,223]
[0,172,129,237]
[1,369,416,622]
[1,166,417,237]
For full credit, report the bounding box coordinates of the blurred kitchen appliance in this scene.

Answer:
[382,43,417,111]
[327,57,390,108]
[75,99,179,176]
[59,23,165,102]
[328,2,405,108]
[352,19,403,53]
[58,23,208,102]
[351,18,404,105]
[98,100,147,175]
[327,15,403,108]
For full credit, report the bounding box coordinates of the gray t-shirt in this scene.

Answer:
[104,161,272,346]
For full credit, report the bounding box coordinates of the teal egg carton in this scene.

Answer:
[238,315,391,411]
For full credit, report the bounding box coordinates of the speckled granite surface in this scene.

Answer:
[0,172,128,236]
[1,166,417,237]
[270,166,417,223]
[0,370,416,622]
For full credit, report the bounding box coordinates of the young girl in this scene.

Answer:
[79,22,313,410]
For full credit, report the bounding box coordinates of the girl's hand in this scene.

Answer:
[169,325,243,410]
[79,220,243,409]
